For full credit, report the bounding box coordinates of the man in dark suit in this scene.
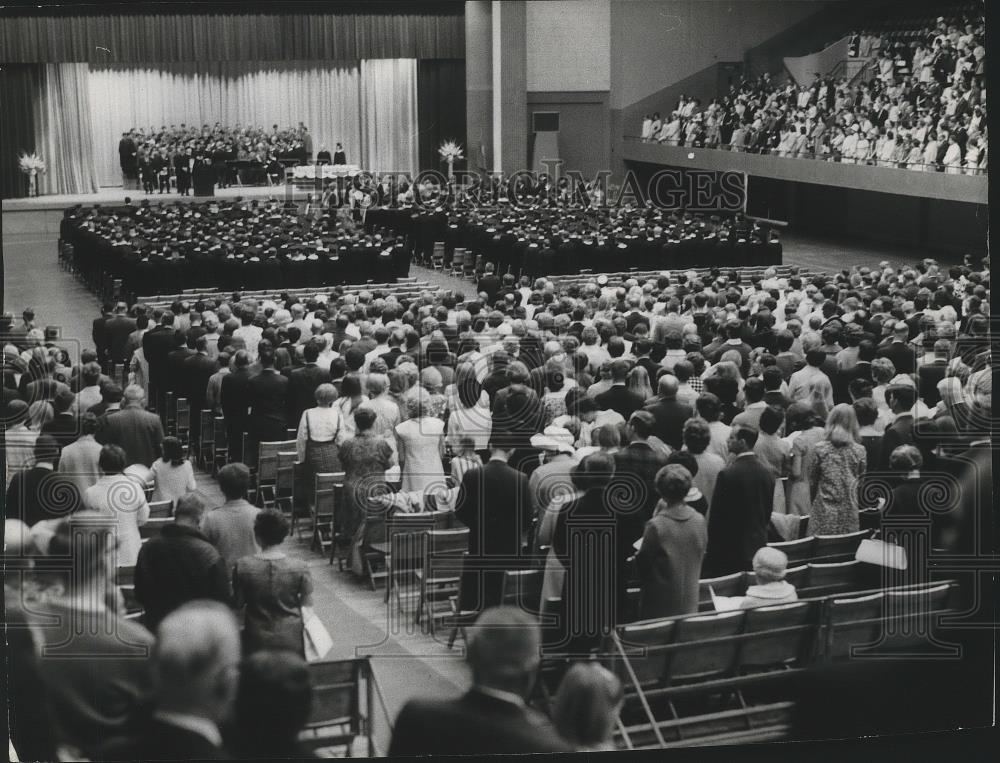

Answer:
[6,435,82,526]
[477,262,502,304]
[104,303,137,365]
[173,147,194,196]
[246,342,290,444]
[595,359,645,419]
[642,374,693,451]
[134,494,231,631]
[221,350,252,462]
[100,601,239,761]
[704,426,775,577]
[92,303,113,366]
[40,389,80,464]
[182,335,219,449]
[165,331,196,395]
[286,340,330,426]
[96,385,164,467]
[389,606,569,756]
[142,311,178,408]
[455,443,532,611]
[877,321,916,375]
[879,384,917,471]
[917,339,950,408]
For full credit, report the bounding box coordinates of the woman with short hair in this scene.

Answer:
[82,444,150,566]
[233,509,313,657]
[296,383,346,510]
[635,464,708,619]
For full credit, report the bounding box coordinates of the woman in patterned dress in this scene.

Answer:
[808,404,867,534]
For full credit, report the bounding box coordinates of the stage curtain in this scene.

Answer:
[0,9,464,63]
[0,65,40,198]
[359,59,419,177]
[34,64,100,195]
[417,59,467,176]
[87,61,365,187]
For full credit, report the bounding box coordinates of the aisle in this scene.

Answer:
[191,471,469,755]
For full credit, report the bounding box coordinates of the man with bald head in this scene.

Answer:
[389,607,569,755]
[95,384,164,467]
[101,601,241,759]
[642,373,693,450]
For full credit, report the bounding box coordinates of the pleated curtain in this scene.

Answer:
[360,59,419,177]
[87,60,417,186]
[33,64,101,195]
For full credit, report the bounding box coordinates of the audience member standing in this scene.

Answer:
[150,436,197,504]
[233,510,313,657]
[96,384,164,467]
[296,383,345,510]
[32,514,155,760]
[635,465,708,619]
[247,342,290,445]
[642,374,692,450]
[456,441,532,611]
[202,463,260,572]
[56,413,103,496]
[134,492,231,631]
[100,602,240,760]
[704,427,775,576]
[7,434,81,526]
[82,444,150,567]
[808,404,867,534]
[389,607,570,755]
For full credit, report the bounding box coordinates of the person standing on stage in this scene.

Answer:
[333,142,347,165]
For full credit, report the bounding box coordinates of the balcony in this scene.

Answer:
[621,137,987,205]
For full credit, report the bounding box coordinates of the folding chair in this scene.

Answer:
[198,410,215,470]
[298,658,374,757]
[414,528,470,633]
[804,560,863,596]
[824,591,885,660]
[313,472,345,556]
[738,601,815,673]
[253,439,295,507]
[698,572,746,611]
[163,391,176,434]
[175,398,191,448]
[212,416,228,470]
[662,610,746,686]
[147,500,173,519]
[273,450,298,534]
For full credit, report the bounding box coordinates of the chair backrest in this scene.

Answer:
[276,451,297,494]
[175,398,190,428]
[139,517,172,540]
[200,410,215,443]
[147,500,173,519]
[500,569,545,617]
[665,611,745,684]
[825,590,885,659]
[699,571,746,608]
[805,560,863,594]
[812,529,872,562]
[258,439,297,483]
[388,512,442,571]
[885,582,954,613]
[858,508,881,531]
[314,472,346,520]
[303,658,364,735]
[213,416,228,447]
[740,601,815,670]
[424,527,470,558]
[767,536,817,565]
[116,565,135,586]
[613,618,677,687]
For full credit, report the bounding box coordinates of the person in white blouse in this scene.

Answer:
[296,383,347,508]
[395,397,446,495]
[942,135,963,174]
[83,444,150,567]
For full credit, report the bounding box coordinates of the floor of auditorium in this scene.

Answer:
[0,210,970,753]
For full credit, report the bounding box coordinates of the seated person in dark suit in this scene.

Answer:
[100,601,241,761]
[389,607,570,756]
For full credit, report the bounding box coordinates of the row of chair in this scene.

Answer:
[602,579,959,748]
[767,528,873,566]
[544,263,818,290]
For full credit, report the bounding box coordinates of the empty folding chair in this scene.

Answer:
[147,500,173,519]
[662,610,745,686]
[767,536,817,566]
[298,658,373,757]
[825,591,885,660]
[415,528,470,633]
[812,530,872,564]
[739,601,815,673]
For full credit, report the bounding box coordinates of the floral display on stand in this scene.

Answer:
[18,152,46,197]
[437,140,464,181]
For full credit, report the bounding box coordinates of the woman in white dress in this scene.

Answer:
[83,444,150,567]
[395,397,446,495]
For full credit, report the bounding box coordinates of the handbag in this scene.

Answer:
[302,606,333,661]
[855,537,907,570]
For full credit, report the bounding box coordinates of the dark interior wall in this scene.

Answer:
[779,180,987,254]
[418,59,467,174]
[526,92,610,179]
[0,64,39,199]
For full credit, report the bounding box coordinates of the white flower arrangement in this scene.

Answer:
[18,152,46,174]
[437,140,465,162]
